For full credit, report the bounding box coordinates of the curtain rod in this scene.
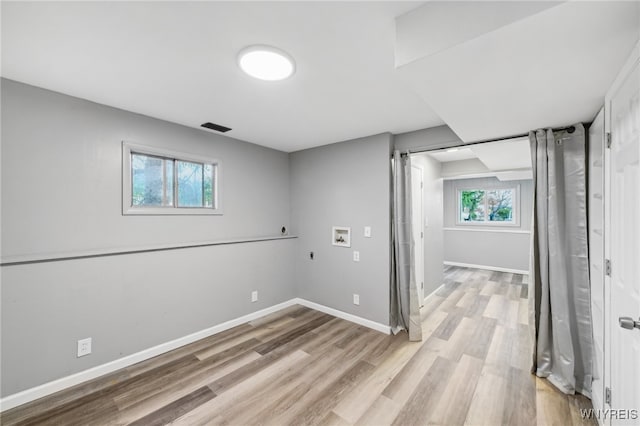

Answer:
[399,124,580,156]
[462,124,576,147]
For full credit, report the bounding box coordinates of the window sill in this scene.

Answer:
[444,227,530,234]
[123,207,224,216]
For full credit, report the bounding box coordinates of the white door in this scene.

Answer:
[411,164,425,304]
[606,42,640,425]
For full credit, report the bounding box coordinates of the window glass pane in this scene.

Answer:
[165,159,174,206]
[487,189,513,222]
[204,164,214,208]
[131,154,173,206]
[177,160,204,207]
[460,190,485,222]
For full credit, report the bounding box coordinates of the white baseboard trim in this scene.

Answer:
[0,299,298,412]
[422,283,445,305]
[0,297,390,412]
[444,261,529,275]
[294,298,391,335]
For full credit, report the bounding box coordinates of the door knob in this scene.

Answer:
[619,317,640,330]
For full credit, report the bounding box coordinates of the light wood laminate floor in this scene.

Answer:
[1,266,596,425]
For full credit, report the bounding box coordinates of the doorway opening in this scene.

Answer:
[410,137,533,306]
[404,137,595,423]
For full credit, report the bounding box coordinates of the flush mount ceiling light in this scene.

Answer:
[238,45,295,81]
[447,148,459,153]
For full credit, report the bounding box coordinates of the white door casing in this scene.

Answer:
[605,40,640,426]
[589,107,606,416]
[411,164,425,304]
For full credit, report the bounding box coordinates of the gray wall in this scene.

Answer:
[411,154,444,297]
[1,79,295,396]
[443,176,532,272]
[290,134,392,326]
[1,80,291,257]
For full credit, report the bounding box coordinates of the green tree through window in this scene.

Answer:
[461,190,485,221]
[459,188,515,223]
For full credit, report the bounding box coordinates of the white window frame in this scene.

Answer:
[122,142,222,215]
[456,185,520,226]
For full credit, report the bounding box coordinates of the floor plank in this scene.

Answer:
[171,350,310,425]
[354,395,401,426]
[465,366,507,425]
[427,354,484,425]
[128,386,215,426]
[390,356,456,426]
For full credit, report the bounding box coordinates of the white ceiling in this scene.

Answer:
[398,1,639,142]
[395,1,563,67]
[1,1,441,152]
[425,137,531,179]
[469,137,531,171]
[427,147,476,163]
[2,2,639,152]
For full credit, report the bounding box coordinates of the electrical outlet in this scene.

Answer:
[353,251,360,262]
[364,226,372,238]
[353,294,360,305]
[77,337,92,357]
[251,290,258,303]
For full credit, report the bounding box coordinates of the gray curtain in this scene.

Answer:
[390,150,423,341]
[529,124,593,396]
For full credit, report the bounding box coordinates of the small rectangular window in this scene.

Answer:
[458,186,518,225]
[123,143,221,215]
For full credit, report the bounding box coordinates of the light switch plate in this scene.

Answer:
[364,226,372,238]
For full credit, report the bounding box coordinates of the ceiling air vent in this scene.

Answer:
[201,122,232,133]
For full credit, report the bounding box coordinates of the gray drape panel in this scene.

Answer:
[529,124,593,396]
[390,150,423,341]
